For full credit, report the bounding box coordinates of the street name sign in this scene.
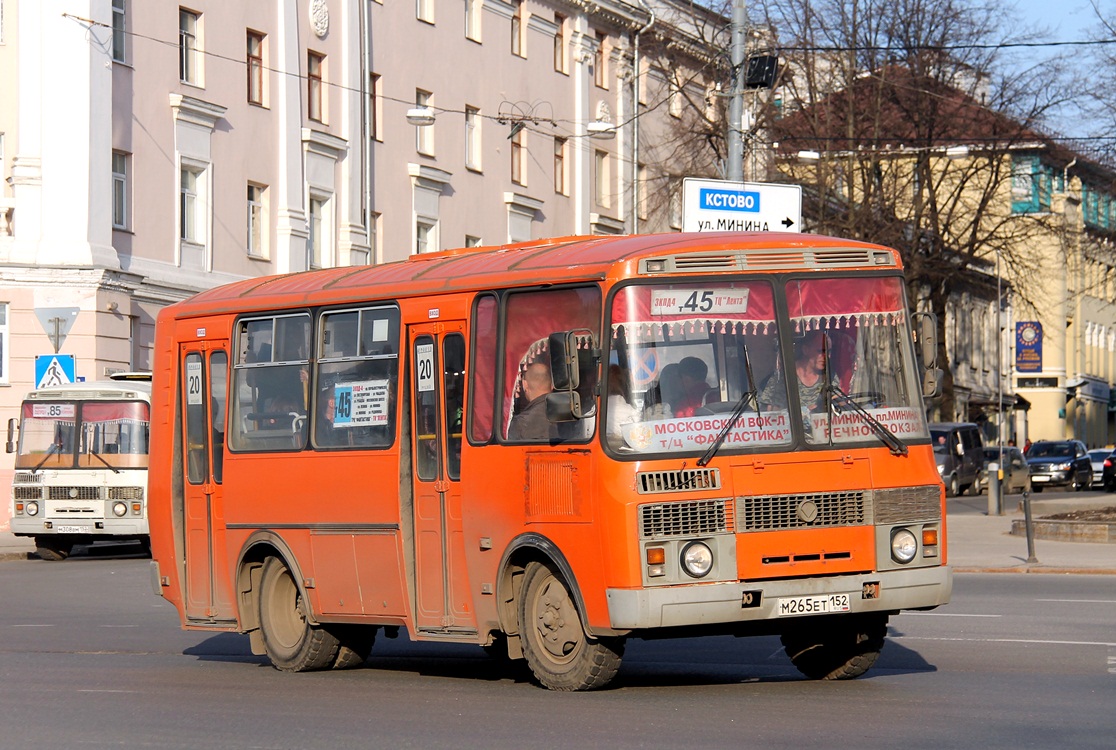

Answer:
[682,178,802,233]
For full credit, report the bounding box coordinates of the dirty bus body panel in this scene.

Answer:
[9,376,152,561]
[148,232,950,690]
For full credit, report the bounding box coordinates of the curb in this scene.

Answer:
[1010,519,1116,544]
[954,565,1116,575]
[0,551,33,562]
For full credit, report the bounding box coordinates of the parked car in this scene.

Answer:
[1025,440,1092,492]
[1102,451,1116,493]
[930,422,984,497]
[1088,449,1112,487]
[975,446,1030,495]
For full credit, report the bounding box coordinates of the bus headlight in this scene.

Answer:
[891,528,918,564]
[26,501,39,517]
[112,501,128,517]
[680,541,714,578]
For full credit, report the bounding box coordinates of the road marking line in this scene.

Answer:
[897,612,1001,618]
[77,689,140,694]
[1034,599,1116,604]
[895,636,1116,647]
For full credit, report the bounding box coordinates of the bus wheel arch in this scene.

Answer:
[235,533,318,654]
[496,534,625,691]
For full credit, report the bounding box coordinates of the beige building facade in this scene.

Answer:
[0,0,725,527]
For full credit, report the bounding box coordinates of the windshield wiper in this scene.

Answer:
[87,448,121,474]
[824,383,909,456]
[698,339,759,467]
[33,443,62,471]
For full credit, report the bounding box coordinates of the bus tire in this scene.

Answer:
[517,561,624,691]
[258,556,340,672]
[34,536,72,561]
[329,625,375,669]
[780,614,887,680]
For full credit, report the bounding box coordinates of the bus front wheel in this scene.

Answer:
[258,557,340,672]
[780,613,887,680]
[34,536,73,561]
[517,561,624,691]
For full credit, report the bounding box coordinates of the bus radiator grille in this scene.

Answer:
[639,499,733,539]
[873,486,941,524]
[13,486,44,500]
[736,491,867,531]
[47,486,101,501]
[108,486,145,501]
[636,468,721,494]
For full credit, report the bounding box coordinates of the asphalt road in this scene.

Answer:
[1,554,1113,749]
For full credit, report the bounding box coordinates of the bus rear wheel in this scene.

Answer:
[780,613,887,680]
[258,557,340,672]
[517,561,624,691]
[34,536,73,561]
[329,625,375,669]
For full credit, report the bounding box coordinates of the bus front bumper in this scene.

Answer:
[9,518,150,537]
[605,565,952,630]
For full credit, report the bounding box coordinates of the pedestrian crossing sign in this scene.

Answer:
[35,354,76,388]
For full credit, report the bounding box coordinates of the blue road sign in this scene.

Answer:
[35,354,76,388]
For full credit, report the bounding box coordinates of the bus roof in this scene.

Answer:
[166,232,898,319]
[25,380,153,400]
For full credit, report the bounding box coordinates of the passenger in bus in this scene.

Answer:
[643,363,682,419]
[315,386,348,447]
[508,362,556,441]
[674,357,718,417]
[606,364,639,448]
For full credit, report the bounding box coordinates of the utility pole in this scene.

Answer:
[726,0,746,182]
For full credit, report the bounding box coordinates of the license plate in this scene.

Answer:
[777,593,851,616]
[1031,475,1049,482]
[55,525,86,534]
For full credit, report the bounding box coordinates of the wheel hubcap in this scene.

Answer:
[533,576,582,663]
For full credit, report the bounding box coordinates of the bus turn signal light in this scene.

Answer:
[646,547,666,577]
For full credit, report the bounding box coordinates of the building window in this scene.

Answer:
[308,51,325,122]
[0,303,9,384]
[415,89,434,155]
[179,8,200,85]
[417,0,434,24]
[416,219,436,254]
[247,183,267,258]
[247,31,265,105]
[554,137,567,195]
[594,32,608,88]
[112,0,126,63]
[511,0,525,57]
[112,151,129,230]
[668,79,683,118]
[308,194,331,268]
[465,235,482,247]
[369,73,382,141]
[180,165,203,242]
[465,106,482,171]
[511,128,526,186]
[465,0,481,41]
[595,149,610,208]
[554,13,566,73]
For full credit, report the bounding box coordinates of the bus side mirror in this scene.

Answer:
[6,417,15,453]
[548,331,581,391]
[914,313,938,369]
[922,367,943,399]
[546,391,584,422]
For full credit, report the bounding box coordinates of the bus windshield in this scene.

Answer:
[15,400,151,470]
[606,275,928,456]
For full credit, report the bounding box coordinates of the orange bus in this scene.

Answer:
[148,232,950,690]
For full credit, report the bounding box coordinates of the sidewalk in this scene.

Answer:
[3,509,1115,571]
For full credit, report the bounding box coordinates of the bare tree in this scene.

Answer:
[754,0,1077,419]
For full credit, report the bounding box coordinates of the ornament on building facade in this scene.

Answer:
[310,0,330,38]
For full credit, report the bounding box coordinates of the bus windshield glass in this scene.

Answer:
[607,280,792,455]
[15,400,151,470]
[606,275,928,456]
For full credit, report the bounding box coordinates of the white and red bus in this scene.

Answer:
[148,232,950,690]
[8,373,152,560]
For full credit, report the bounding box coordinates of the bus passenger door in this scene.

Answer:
[409,323,475,634]
[180,345,235,623]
